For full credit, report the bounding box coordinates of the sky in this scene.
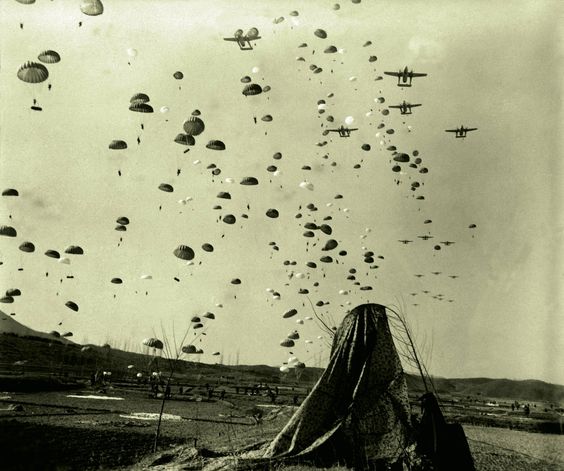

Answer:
[1,0,562,385]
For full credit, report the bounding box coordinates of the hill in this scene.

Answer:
[1,317,563,404]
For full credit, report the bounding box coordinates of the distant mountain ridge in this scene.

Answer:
[0,310,73,344]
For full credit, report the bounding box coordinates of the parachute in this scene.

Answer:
[231,278,241,285]
[262,114,273,122]
[116,217,129,226]
[65,301,79,312]
[158,183,174,192]
[173,245,195,261]
[202,243,214,252]
[142,338,163,350]
[37,50,61,64]
[182,344,197,354]
[17,62,48,83]
[322,239,338,251]
[174,134,195,146]
[324,46,337,54]
[280,339,295,347]
[266,209,279,218]
[45,250,60,259]
[283,309,298,319]
[183,117,205,136]
[80,0,104,16]
[206,140,226,151]
[240,177,259,185]
[202,312,215,320]
[242,84,262,96]
[0,226,17,237]
[222,214,236,224]
[173,71,184,80]
[217,192,231,199]
[314,29,328,39]
[115,225,126,232]
[65,245,84,255]
[109,140,127,150]
[19,241,35,253]
[111,278,123,284]
[2,189,19,196]
[0,296,14,303]
[129,102,154,113]
[130,93,150,104]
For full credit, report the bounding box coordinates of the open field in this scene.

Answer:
[1,380,563,471]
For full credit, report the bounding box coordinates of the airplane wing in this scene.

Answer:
[223,38,238,42]
[326,129,338,132]
[411,72,427,77]
[411,104,422,107]
[466,128,478,132]
[388,105,402,109]
[384,71,400,77]
[349,128,358,131]
[445,129,458,133]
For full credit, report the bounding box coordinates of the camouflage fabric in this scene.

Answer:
[263,303,412,469]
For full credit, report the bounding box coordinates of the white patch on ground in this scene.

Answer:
[119,412,183,421]
[0,396,12,400]
[66,395,124,400]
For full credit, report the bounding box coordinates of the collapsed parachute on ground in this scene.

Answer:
[262,304,413,468]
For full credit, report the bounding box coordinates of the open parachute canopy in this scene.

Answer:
[19,241,35,253]
[65,301,79,312]
[17,62,49,84]
[242,83,262,96]
[174,134,195,146]
[2,189,19,196]
[37,50,61,64]
[142,337,164,350]
[173,245,195,261]
[0,226,17,237]
[80,0,104,16]
[129,102,154,113]
[130,93,150,104]
[109,140,127,150]
[183,117,205,136]
[182,344,197,354]
[64,245,84,255]
[45,250,60,259]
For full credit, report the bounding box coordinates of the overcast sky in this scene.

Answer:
[1,0,562,385]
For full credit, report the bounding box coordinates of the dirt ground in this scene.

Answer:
[1,386,563,471]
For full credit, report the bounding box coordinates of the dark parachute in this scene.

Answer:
[116,217,129,226]
[65,245,84,255]
[240,177,259,185]
[130,93,150,103]
[158,183,174,192]
[129,102,154,113]
[314,29,327,39]
[111,278,123,284]
[109,140,127,150]
[0,225,17,237]
[206,140,226,151]
[183,117,205,136]
[17,62,48,83]
[173,245,195,261]
[37,50,61,64]
[242,84,263,96]
[202,243,214,252]
[2,189,19,196]
[174,133,195,146]
[19,241,35,252]
[65,301,79,312]
[266,209,279,218]
[45,250,60,259]
[173,71,184,80]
